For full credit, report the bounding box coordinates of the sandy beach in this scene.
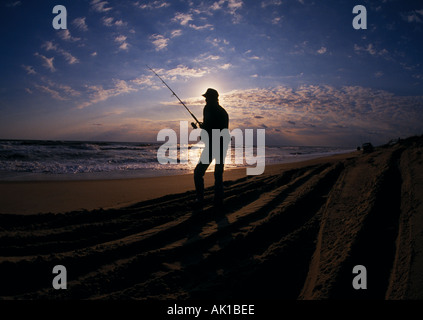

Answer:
[0,136,422,300]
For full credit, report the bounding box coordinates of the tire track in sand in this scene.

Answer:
[0,162,340,299]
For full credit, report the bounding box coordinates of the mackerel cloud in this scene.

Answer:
[215,85,423,146]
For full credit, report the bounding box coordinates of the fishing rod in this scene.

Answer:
[147,65,201,129]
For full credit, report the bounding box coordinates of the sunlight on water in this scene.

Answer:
[0,140,354,181]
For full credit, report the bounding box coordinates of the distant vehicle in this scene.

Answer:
[387,138,401,146]
[362,142,374,153]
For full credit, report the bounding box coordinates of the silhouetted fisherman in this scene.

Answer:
[194,88,229,209]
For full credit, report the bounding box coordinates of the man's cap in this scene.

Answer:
[202,88,219,99]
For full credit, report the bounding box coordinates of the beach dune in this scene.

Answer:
[0,136,422,300]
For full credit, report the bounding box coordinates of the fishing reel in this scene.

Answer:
[191,122,203,129]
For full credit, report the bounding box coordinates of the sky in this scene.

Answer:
[0,0,422,147]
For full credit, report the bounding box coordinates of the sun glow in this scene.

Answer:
[190,76,227,100]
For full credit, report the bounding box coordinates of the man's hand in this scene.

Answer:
[191,122,204,129]
[191,122,203,129]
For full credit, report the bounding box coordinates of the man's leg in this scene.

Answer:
[214,137,227,206]
[214,163,224,205]
[194,140,212,209]
[194,162,209,203]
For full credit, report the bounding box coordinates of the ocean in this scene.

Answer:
[0,140,354,181]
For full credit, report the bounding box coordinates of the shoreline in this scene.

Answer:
[0,149,355,182]
[0,151,357,215]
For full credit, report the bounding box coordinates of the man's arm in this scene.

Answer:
[202,106,210,131]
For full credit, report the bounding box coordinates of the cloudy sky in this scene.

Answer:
[1,0,422,146]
